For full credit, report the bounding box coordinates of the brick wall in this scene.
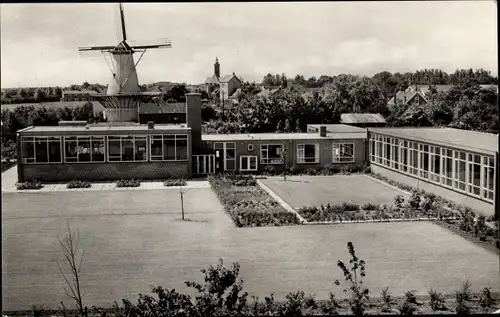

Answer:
[21,161,189,182]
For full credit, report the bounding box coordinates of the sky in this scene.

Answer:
[1,1,498,88]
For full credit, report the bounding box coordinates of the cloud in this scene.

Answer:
[1,1,497,88]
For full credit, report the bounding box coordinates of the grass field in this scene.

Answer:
[2,188,498,311]
[260,175,410,209]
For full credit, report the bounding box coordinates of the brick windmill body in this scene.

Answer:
[79,3,171,122]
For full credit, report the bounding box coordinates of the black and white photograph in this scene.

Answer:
[1,1,499,315]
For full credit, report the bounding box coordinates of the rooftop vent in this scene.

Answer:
[319,126,327,137]
[147,121,155,129]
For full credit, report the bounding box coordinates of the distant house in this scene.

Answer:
[387,87,427,111]
[138,102,186,124]
[340,113,386,128]
[256,86,282,98]
[61,90,98,102]
[204,57,242,105]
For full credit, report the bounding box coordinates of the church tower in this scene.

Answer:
[214,57,220,79]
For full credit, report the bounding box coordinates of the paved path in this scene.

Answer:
[1,166,209,193]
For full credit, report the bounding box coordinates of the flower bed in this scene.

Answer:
[164,179,187,187]
[67,180,91,189]
[16,180,43,190]
[116,179,141,188]
[298,203,458,223]
[209,175,300,227]
[262,162,370,177]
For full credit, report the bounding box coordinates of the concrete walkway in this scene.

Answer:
[1,166,210,193]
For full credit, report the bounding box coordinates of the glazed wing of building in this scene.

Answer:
[17,126,192,182]
[369,132,495,204]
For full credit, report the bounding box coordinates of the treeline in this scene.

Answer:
[1,82,107,105]
[262,68,498,89]
[1,102,106,145]
[205,77,498,134]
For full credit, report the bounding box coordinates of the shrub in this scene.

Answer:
[320,292,341,315]
[116,179,140,187]
[454,280,472,315]
[340,166,351,175]
[428,288,446,311]
[334,242,369,315]
[361,202,377,211]
[394,195,405,208]
[289,165,302,175]
[459,208,475,232]
[408,193,421,210]
[164,179,187,187]
[263,166,277,176]
[16,180,43,190]
[397,295,417,316]
[67,180,91,189]
[404,290,419,306]
[342,202,359,211]
[479,287,495,312]
[474,215,487,236]
[380,287,392,312]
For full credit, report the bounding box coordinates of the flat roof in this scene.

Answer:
[368,127,498,154]
[19,123,190,134]
[202,132,366,142]
[306,124,366,133]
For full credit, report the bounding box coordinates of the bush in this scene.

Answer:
[428,288,446,311]
[361,202,377,211]
[16,180,43,190]
[394,195,405,208]
[67,180,91,189]
[164,179,187,187]
[381,287,392,312]
[408,193,421,210]
[116,179,141,187]
[342,202,359,211]
[289,165,302,175]
[320,292,341,315]
[263,166,277,176]
[479,287,495,312]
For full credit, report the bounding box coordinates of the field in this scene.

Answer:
[2,187,499,311]
[260,175,410,209]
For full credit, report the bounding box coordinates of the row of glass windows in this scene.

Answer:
[21,135,189,164]
[369,133,495,202]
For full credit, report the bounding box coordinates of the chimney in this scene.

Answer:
[147,121,154,129]
[185,93,202,155]
[319,126,327,137]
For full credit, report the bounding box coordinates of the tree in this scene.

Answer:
[179,180,187,221]
[57,222,85,316]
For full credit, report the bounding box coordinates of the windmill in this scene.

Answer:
[78,3,171,122]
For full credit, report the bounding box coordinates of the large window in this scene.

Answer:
[297,144,319,164]
[333,143,355,163]
[150,134,188,161]
[369,132,495,203]
[107,135,147,162]
[21,136,62,164]
[240,155,258,171]
[64,136,105,163]
[260,144,283,164]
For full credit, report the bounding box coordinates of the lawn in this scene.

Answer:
[260,175,410,209]
[2,189,499,311]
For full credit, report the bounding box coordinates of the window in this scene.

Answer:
[214,142,236,171]
[333,143,354,163]
[21,136,62,164]
[240,155,258,171]
[454,151,466,191]
[297,144,319,164]
[105,135,148,162]
[150,134,188,161]
[64,136,105,163]
[260,144,283,164]
[248,144,254,152]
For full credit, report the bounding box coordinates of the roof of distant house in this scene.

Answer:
[340,113,386,124]
[205,75,219,84]
[368,127,498,154]
[219,73,241,83]
[306,124,367,133]
[139,102,186,114]
[387,90,427,106]
[202,131,366,142]
[62,90,98,95]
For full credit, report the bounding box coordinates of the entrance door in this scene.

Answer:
[214,149,224,173]
[193,154,215,175]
